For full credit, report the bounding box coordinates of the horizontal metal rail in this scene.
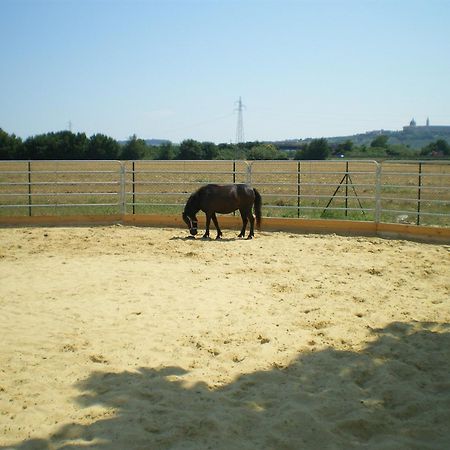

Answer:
[1,203,119,208]
[255,181,377,188]
[0,181,119,187]
[379,208,448,217]
[130,169,248,175]
[0,192,118,198]
[381,196,449,203]
[381,184,448,191]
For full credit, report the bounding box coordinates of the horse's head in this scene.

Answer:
[182,211,198,236]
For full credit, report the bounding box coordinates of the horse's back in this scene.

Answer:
[200,183,254,213]
[207,183,254,200]
[201,183,246,195]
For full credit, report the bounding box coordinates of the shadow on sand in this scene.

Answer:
[170,235,242,242]
[4,321,450,450]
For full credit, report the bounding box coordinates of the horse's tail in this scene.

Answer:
[253,188,262,231]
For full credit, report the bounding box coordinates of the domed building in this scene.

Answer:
[403,117,450,133]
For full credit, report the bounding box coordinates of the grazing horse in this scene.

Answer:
[182,184,262,239]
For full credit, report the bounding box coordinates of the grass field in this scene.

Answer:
[1,160,449,226]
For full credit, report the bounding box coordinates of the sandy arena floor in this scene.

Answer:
[0,225,449,449]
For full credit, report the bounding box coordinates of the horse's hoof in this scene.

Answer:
[187,235,196,240]
[246,235,253,240]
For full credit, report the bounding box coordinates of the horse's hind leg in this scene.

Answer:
[238,208,248,238]
[247,211,255,239]
[211,213,223,239]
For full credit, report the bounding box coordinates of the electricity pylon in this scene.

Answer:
[235,97,245,144]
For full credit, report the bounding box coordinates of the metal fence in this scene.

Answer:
[0,160,123,217]
[0,160,449,227]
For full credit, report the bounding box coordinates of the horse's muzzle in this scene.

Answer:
[190,228,198,236]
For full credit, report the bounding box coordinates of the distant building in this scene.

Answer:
[403,117,450,133]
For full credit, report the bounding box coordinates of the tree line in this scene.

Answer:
[0,129,289,161]
[0,128,448,161]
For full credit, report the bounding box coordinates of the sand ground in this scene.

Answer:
[0,225,449,449]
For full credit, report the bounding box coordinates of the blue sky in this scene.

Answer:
[1,0,449,143]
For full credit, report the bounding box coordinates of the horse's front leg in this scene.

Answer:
[211,213,223,239]
[203,214,211,239]
[238,208,248,238]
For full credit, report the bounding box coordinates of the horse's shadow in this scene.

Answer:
[170,235,242,242]
[4,321,450,449]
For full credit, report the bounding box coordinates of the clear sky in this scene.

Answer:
[1,0,450,143]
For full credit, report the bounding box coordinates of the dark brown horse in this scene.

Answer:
[182,184,262,239]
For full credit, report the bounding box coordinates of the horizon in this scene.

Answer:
[1,0,449,144]
[3,115,444,146]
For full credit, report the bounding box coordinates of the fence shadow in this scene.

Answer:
[4,321,449,450]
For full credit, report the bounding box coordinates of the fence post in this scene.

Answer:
[297,161,301,218]
[345,161,349,217]
[28,161,32,217]
[246,161,252,185]
[375,162,382,224]
[132,161,136,215]
[417,162,423,225]
[119,162,126,215]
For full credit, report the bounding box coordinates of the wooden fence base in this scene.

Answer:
[0,214,449,243]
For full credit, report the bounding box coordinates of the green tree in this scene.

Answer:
[370,135,389,148]
[293,144,308,160]
[86,134,120,159]
[0,128,23,160]
[157,142,175,160]
[22,131,88,159]
[295,138,330,160]
[335,140,353,155]
[59,131,88,159]
[435,139,450,155]
[120,134,147,160]
[216,143,239,160]
[178,139,204,160]
[201,142,218,160]
[247,143,285,160]
[22,134,50,159]
[421,139,450,157]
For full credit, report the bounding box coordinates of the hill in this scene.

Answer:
[273,123,450,151]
